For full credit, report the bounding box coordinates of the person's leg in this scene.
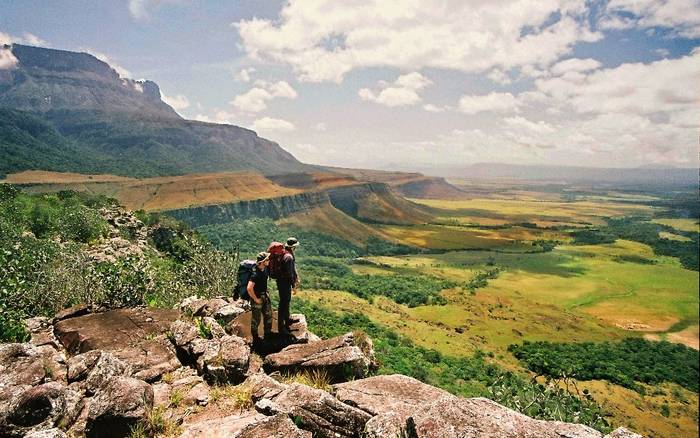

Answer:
[262,293,273,337]
[277,279,291,334]
[250,301,262,340]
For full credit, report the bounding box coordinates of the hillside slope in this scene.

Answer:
[0,44,312,177]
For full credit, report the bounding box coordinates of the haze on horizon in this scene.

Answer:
[1,0,699,172]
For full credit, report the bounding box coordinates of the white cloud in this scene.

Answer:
[423,104,446,113]
[0,31,47,47]
[252,117,296,132]
[458,92,522,114]
[129,0,149,20]
[602,0,700,38]
[487,69,512,85]
[551,58,602,75]
[359,72,432,107]
[314,122,326,131]
[536,50,700,115]
[161,93,190,111]
[194,110,238,125]
[128,0,187,21]
[234,0,601,83]
[235,67,256,82]
[504,116,556,134]
[0,47,18,70]
[231,80,297,112]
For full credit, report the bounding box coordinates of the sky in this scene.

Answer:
[1,0,699,170]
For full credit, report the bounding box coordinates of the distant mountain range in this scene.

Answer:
[0,44,311,178]
[417,163,698,186]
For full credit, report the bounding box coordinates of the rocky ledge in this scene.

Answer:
[0,297,641,437]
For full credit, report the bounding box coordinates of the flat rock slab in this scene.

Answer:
[54,308,181,381]
[334,374,453,417]
[179,411,267,438]
[264,332,371,382]
[365,396,603,438]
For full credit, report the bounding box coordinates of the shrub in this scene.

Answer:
[509,338,699,392]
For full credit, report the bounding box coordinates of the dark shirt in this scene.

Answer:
[282,252,296,282]
[249,267,268,296]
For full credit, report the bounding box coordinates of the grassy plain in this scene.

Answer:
[412,197,654,227]
[292,184,698,437]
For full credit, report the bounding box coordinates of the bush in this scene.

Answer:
[509,338,699,392]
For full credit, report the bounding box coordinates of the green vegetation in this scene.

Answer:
[300,257,454,307]
[198,218,417,259]
[0,186,236,341]
[571,217,699,270]
[292,298,609,431]
[198,217,362,258]
[465,267,501,294]
[509,338,699,392]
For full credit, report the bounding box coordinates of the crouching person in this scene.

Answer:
[248,251,272,342]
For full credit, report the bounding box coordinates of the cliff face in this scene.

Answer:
[326,183,432,224]
[0,44,179,118]
[166,191,330,227]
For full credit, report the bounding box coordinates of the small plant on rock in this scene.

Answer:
[282,369,333,392]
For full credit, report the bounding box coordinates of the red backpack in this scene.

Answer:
[267,242,286,279]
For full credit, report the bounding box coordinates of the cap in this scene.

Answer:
[256,252,270,263]
[286,237,300,248]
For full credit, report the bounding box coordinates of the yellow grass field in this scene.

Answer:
[653,218,700,233]
[412,197,655,227]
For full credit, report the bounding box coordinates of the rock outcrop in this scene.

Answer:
[84,376,153,438]
[264,332,376,381]
[53,307,181,382]
[0,298,641,438]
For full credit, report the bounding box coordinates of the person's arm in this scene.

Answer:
[247,280,261,304]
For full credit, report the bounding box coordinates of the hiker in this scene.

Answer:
[268,237,301,336]
[247,251,272,342]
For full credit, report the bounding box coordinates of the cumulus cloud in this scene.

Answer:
[359,72,432,107]
[458,92,522,114]
[235,67,256,82]
[161,93,190,111]
[252,117,296,132]
[535,50,700,115]
[423,104,447,113]
[194,110,238,125]
[231,80,298,112]
[601,0,700,38]
[128,0,187,21]
[234,0,601,83]
[0,31,47,47]
[550,58,602,75]
[0,47,18,70]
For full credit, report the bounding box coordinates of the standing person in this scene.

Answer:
[276,237,300,336]
[248,252,272,343]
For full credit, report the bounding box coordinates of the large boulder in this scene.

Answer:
[85,376,154,438]
[255,383,371,438]
[264,332,375,382]
[0,343,65,390]
[0,382,67,437]
[179,411,267,438]
[195,335,251,385]
[169,319,251,384]
[364,396,603,438]
[334,374,453,417]
[54,308,180,381]
[237,413,312,438]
